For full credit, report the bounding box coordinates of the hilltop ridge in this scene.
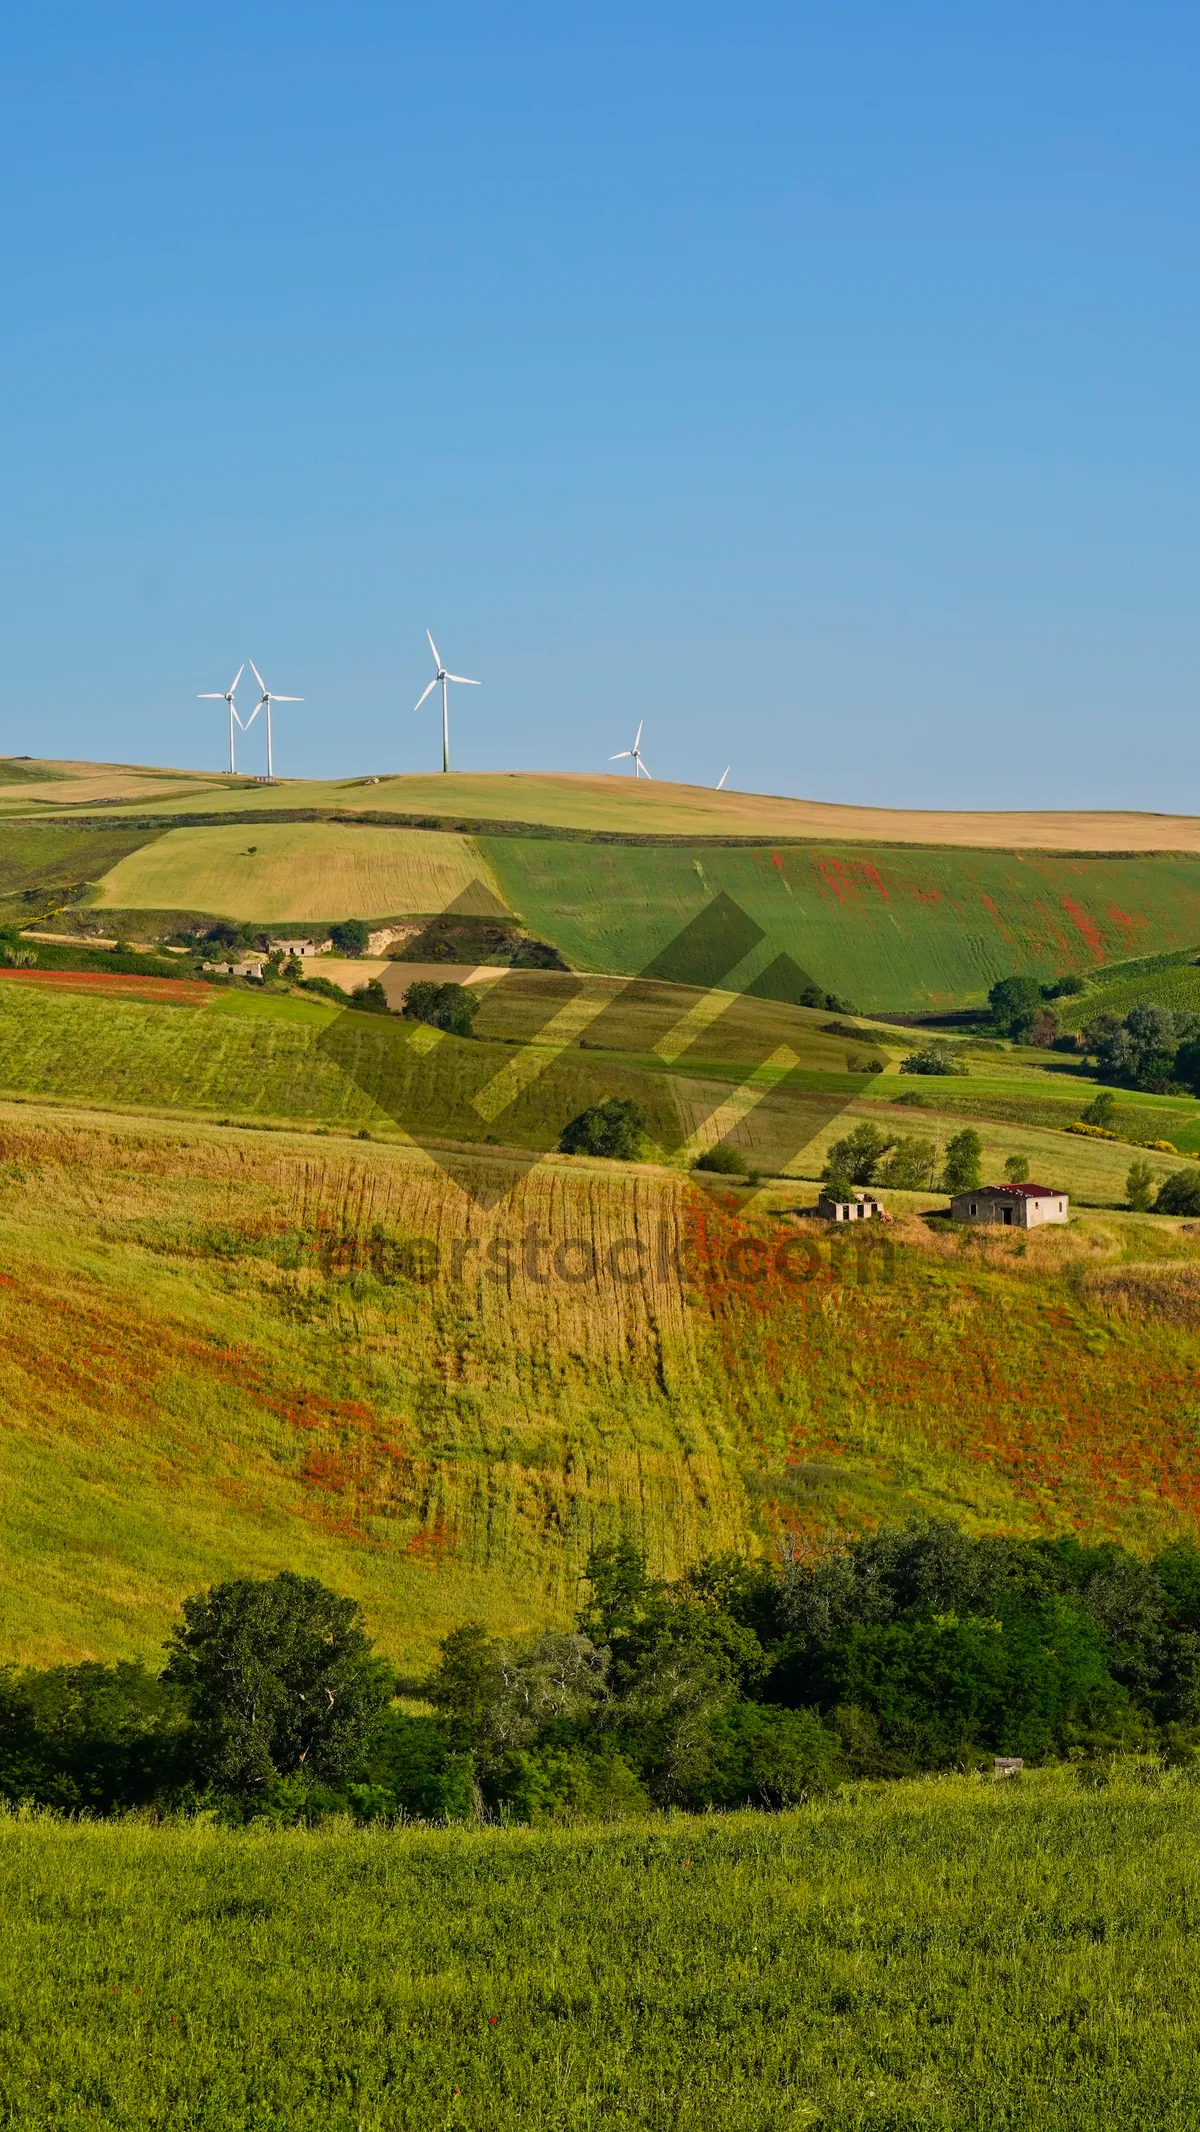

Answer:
[6,758,1200,850]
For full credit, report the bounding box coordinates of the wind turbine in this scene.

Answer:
[198,664,246,774]
[413,630,479,773]
[610,721,651,778]
[716,766,730,790]
[247,661,303,781]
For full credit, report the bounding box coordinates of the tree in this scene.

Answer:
[988,975,1044,1037]
[400,980,479,1037]
[821,1122,895,1186]
[1044,974,1086,999]
[162,1573,394,1800]
[877,1136,936,1190]
[1174,1037,1200,1099]
[1082,1089,1117,1128]
[1004,1154,1030,1183]
[559,1097,645,1160]
[1126,1160,1155,1212]
[943,1128,982,1195]
[1154,1169,1200,1218]
[898,1043,962,1077]
[1094,1004,1182,1093]
[330,919,370,955]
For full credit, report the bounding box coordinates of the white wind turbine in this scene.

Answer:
[247,661,303,780]
[610,721,651,778]
[413,630,479,772]
[198,664,246,774]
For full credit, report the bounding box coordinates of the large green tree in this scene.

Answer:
[162,1573,394,1800]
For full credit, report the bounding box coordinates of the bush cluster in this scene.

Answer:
[7,1530,1200,1826]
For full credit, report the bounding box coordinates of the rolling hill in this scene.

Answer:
[6,1094,1200,1674]
[11,764,1200,1011]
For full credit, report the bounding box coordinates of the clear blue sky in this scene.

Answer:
[3,2,1198,806]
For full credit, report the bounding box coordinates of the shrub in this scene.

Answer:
[330,920,370,955]
[1154,1170,1200,1218]
[559,1097,646,1161]
[694,1145,748,1175]
[899,1044,962,1077]
[400,980,479,1036]
[1004,1154,1030,1183]
[847,1052,884,1074]
[1045,973,1086,999]
[943,1128,983,1195]
[349,979,393,1016]
[1127,1160,1155,1212]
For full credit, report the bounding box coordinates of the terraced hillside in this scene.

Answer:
[6,1100,1200,1671]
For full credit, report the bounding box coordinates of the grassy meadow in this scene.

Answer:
[5,1098,1200,1670]
[5,1767,1200,2130]
[0,970,1195,1200]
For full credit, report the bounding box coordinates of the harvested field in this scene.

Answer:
[0,970,209,1007]
[93,822,508,923]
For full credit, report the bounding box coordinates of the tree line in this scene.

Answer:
[4,1525,1200,1825]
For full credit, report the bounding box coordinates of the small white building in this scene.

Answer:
[273,938,319,959]
[951,1184,1068,1228]
[817,1193,885,1223]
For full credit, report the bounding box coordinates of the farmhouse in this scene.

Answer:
[951,1183,1068,1228]
[817,1192,886,1223]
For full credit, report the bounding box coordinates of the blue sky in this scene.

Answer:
[3,1,1199,806]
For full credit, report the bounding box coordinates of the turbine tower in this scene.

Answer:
[610,721,651,778]
[198,664,245,775]
[247,661,303,781]
[414,630,480,772]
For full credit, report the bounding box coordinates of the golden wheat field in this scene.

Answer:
[92,821,509,921]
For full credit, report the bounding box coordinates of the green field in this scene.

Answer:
[5,1769,1200,2130]
[485,836,1200,1012]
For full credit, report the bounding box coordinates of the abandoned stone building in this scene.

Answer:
[950,1183,1068,1228]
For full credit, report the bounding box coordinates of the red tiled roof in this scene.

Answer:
[967,1183,1061,1198]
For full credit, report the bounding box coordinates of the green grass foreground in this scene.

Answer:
[2,1770,1198,2130]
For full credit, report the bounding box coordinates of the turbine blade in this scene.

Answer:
[609,750,631,760]
[426,629,442,670]
[414,678,438,712]
[717,767,730,789]
[248,660,266,693]
[272,694,303,702]
[197,692,224,699]
[445,674,480,686]
[639,762,652,778]
[633,721,643,750]
[228,663,245,693]
[241,704,262,730]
